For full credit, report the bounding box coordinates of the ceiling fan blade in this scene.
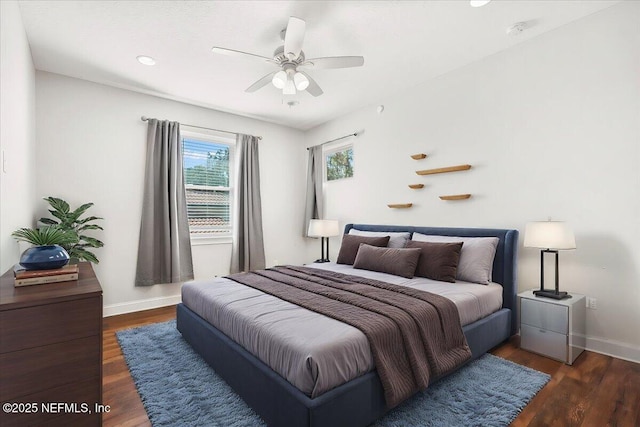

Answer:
[301,56,364,69]
[212,47,275,64]
[299,72,323,97]
[245,71,278,93]
[284,17,306,60]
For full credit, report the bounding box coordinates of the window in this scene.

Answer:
[325,145,354,181]
[182,132,234,241]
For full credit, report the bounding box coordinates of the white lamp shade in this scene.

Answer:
[524,221,576,250]
[293,72,309,90]
[308,219,340,237]
[272,71,287,89]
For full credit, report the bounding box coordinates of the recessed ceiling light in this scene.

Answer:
[470,0,491,7]
[136,55,156,66]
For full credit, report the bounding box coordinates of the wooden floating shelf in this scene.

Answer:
[439,194,471,201]
[410,153,427,160]
[416,164,472,176]
[408,184,424,189]
[387,203,413,209]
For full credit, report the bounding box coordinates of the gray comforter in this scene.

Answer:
[219,266,470,407]
[181,263,502,399]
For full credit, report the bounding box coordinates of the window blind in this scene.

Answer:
[182,138,232,236]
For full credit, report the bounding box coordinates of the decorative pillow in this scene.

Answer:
[336,234,390,265]
[411,233,499,285]
[405,241,463,283]
[348,229,411,248]
[353,244,422,279]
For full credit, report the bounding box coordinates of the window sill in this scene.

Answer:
[190,236,232,246]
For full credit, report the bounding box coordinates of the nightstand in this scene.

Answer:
[519,290,586,365]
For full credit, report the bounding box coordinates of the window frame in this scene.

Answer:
[323,141,354,182]
[181,129,236,245]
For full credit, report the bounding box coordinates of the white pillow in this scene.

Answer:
[348,229,411,249]
[411,233,499,285]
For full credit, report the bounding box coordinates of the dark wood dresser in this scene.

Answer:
[0,262,103,426]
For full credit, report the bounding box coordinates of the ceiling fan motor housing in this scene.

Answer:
[273,46,305,65]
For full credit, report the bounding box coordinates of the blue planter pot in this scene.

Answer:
[19,245,70,270]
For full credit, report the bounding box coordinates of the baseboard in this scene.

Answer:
[585,335,640,364]
[103,294,182,317]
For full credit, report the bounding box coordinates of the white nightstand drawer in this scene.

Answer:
[520,324,567,362]
[521,298,568,334]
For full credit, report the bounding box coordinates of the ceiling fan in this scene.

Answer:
[212,17,364,97]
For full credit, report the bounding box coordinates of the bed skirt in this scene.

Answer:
[176,303,511,427]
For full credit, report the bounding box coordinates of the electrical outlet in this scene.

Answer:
[586,297,597,309]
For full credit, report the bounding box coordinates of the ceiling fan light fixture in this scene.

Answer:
[283,78,297,95]
[272,70,287,89]
[293,72,309,90]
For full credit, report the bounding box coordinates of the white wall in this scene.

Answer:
[0,0,38,272]
[305,2,640,362]
[35,72,308,315]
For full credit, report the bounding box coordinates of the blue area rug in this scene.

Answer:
[117,320,549,427]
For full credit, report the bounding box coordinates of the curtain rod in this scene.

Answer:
[140,116,262,140]
[306,132,360,150]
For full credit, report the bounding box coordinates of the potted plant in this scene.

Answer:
[12,226,78,270]
[38,197,104,263]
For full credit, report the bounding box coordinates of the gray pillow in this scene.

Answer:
[405,241,463,283]
[337,234,390,265]
[353,244,422,279]
[411,233,499,285]
[348,229,411,248]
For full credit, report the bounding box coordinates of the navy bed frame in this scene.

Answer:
[177,224,519,427]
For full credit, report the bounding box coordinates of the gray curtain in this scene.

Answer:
[303,145,324,236]
[230,134,265,273]
[135,119,194,286]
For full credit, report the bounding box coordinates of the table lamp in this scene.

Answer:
[524,220,576,300]
[308,219,340,263]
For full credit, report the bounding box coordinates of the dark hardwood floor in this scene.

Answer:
[103,306,640,427]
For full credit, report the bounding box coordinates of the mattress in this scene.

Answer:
[181,263,502,398]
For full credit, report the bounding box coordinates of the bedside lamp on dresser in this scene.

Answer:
[308,219,340,263]
[521,220,585,364]
[524,220,576,300]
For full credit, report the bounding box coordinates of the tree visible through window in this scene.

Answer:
[182,136,233,237]
[326,146,354,181]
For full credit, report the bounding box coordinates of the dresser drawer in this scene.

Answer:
[0,336,101,401]
[521,324,567,362]
[521,298,568,334]
[0,296,101,353]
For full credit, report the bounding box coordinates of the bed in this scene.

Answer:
[177,224,519,427]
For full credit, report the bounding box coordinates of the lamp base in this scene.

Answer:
[314,259,330,263]
[533,290,572,300]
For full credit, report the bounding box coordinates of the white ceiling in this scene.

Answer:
[18,0,618,130]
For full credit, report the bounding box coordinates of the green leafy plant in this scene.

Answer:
[39,197,104,263]
[12,226,78,246]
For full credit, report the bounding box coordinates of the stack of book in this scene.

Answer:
[14,263,79,287]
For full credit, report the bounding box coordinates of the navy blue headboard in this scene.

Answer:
[344,224,519,335]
